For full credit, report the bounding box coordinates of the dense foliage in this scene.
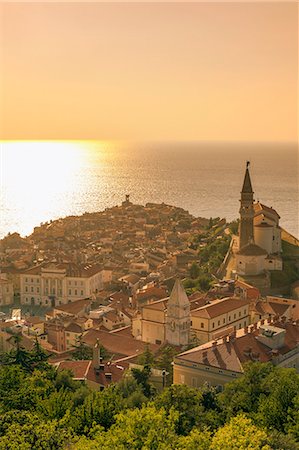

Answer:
[0,344,298,449]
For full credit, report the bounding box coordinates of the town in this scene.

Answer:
[0,163,298,393]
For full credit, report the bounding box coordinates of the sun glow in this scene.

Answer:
[0,141,88,236]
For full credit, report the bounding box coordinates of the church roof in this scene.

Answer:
[241,164,253,194]
[168,278,189,307]
[254,202,280,219]
[237,243,267,256]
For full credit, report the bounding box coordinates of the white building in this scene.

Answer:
[20,262,112,307]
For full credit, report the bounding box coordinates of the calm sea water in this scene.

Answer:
[0,141,298,238]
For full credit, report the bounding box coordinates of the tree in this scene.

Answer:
[72,336,93,360]
[177,429,211,450]
[131,365,155,398]
[190,262,200,279]
[3,335,33,372]
[211,415,270,450]
[219,362,274,417]
[74,405,179,450]
[155,345,177,386]
[256,367,299,432]
[136,343,154,367]
[154,384,205,435]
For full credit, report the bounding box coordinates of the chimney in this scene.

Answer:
[105,372,112,381]
[93,338,101,370]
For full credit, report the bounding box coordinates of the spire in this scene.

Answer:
[241,161,253,194]
[168,278,189,307]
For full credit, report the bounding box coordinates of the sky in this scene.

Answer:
[0,2,298,142]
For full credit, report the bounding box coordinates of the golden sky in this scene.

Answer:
[0,2,297,141]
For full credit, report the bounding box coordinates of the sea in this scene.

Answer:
[0,141,298,239]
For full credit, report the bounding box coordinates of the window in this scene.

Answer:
[239,324,242,329]
[223,318,225,324]
[69,289,71,295]
[25,278,28,282]
[228,316,231,321]
[218,320,220,326]
[37,279,39,283]
[75,289,77,295]
[234,314,236,319]
[201,322,204,328]
[244,309,246,314]
[25,286,28,292]
[239,311,241,317]
[80,290,83,296]
[244,321,246,327]
[31,287,34,292]
[37,287,39,293]
[212,322,215,329]
[31,278,33,283]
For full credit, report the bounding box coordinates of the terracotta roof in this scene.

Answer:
[52,298,92,315]
[22,262,106,278]
[254,202,280,219]
[57,360,91,379]
[86,361,128,386]
[142,298,168,311]
[175,320,299,373]
[82,329,160,358]
[136,286,167,302]
[119,274,140,284]
[237,243,267,256]
[65,322,83,333]
[25,316,44,325]
[192,297,250,319]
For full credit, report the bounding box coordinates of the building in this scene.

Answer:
[191,297,251,344]
[20,262,112,306]
[55,340,128,389]
[0,274,14,306]
[133,278,191,347]
[173,318,299,389]
[234,163,282,278]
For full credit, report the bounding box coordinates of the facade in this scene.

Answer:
[191,297,251,344]
[20,262,112,306]
[135,279,191,346]
[173,319,299,389]
[0,274,14,306]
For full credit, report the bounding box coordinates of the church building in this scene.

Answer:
[132,278,191,347]
[235,162,282,278]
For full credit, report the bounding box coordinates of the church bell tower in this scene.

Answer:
[166,278,190,347]
[239,161,254,249]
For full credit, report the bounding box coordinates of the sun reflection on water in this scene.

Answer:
[0,141,101,237]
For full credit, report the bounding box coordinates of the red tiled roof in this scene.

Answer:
[52,298,92,315]
[82,329,160,358]
[57,360,91,379]
[65,322,83,333]
[192,297,250,319]
[175,321,299,373]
